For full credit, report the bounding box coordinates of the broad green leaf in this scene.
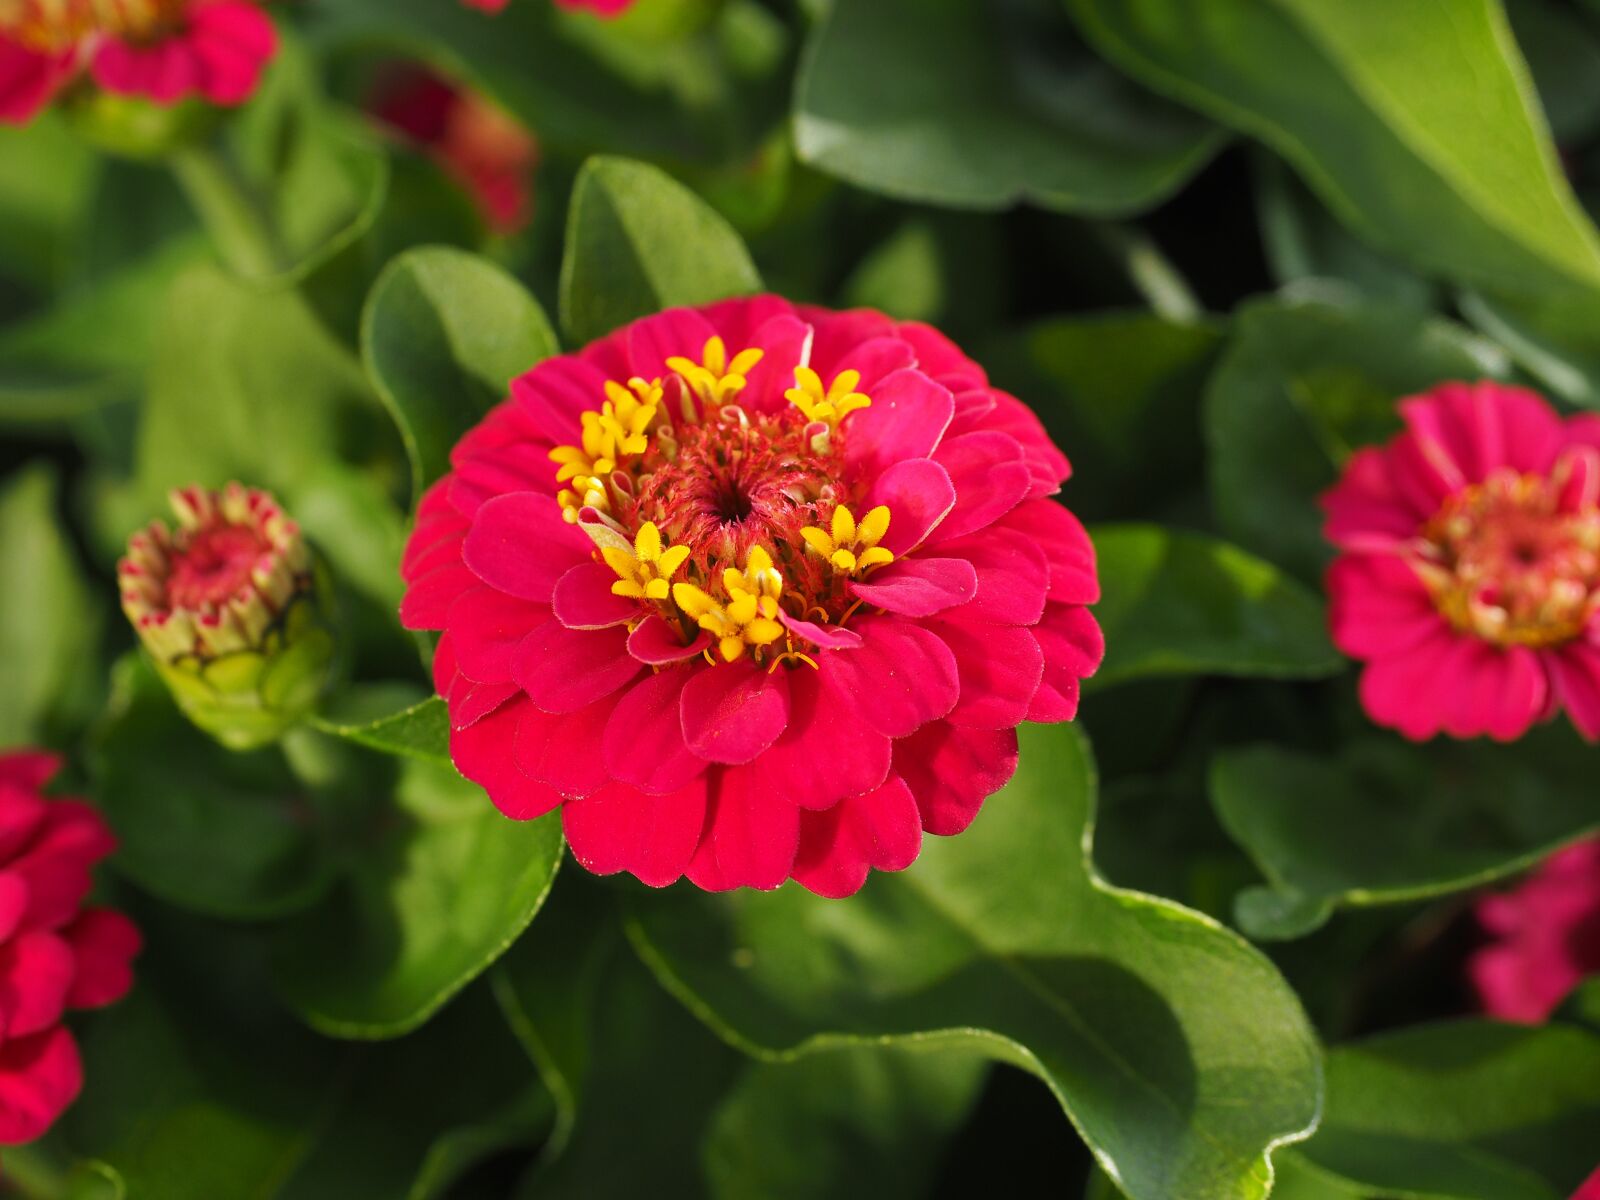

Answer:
[69,908,545,1200]
[89,656,332,920]
[170,38,387,286]
[310,696,451,769]
[1067,0,1600,299]
[1290,1020,1600,1200]
[362,246,558,500]
[1205,296,1508,582]
[989,312,1222,522]
[1212,730,1600,940]
[629,724,1322,1200]
[0,465,98,746]
[271,757,563,1038]
[794,0,1221,214]
[559,156,760,345]
[1089,523,1343,689]
[1254,157,1435,310]
[494,884,983,1200]
[704,1047,986,1200]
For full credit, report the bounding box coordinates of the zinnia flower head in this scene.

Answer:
[0,0,276,126]
[401,297,1103,896]
[1322,382,1600,741]
[368,64,538,236]
[0,751,139,1144]
[119,483,336,750]
[1469,838,1600,1024]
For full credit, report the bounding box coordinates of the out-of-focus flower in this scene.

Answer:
[0,0,276,126]
[368,65,537,236]
[400,297,1103,896]
[1572,1165,1600,1200]
[0,751,139,1144]
[1469,838,1600,1024]
[1321,382,1600,741]
[118,483,335,750]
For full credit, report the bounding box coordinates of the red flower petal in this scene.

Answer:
[823,617,957,739]
[792,778,922,899]
[680,664,790,765]
[685,766,800,891]
[0,1025,81,1146]
[895,723,1018,837]
[849,557,977,618]
[562,778,707,887]
[63,909,141,1010]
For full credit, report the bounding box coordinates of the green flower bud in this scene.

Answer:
[118,483,336,750]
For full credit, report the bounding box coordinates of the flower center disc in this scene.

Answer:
[1420,468,1600,648]
[166,523,271,611]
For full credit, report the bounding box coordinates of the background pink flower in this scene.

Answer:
[0,751,140,1143]
[1470,838,1600,1023]
[1321,381,1600,741]
[368,65,538,236]
[400,297,1102,895]
[0,0,275,124]
[462,0,637,14]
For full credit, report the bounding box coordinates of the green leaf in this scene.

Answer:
[1089,523,1343,690]
[89,656,332,920]
[362,246,558,501]
[70,908,546,1200]
[794,0,1222,214]
[1066,0,1600,299]
[559,156,761,345]
[704,1046,987,1200]
[1211,730,1600,940]
[1289,1020,1600,1200]
[988,312,1222,522]
[310,696,451,768]
[1254,156,1436,309]
[628,724,1322,1200]
[1205,296,1508,582]
[494,883,983,1200]
[271,757,563,1038]
[170,38,387,286]
[0,465,98,746]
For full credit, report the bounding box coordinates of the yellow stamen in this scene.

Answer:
[667,336,764,412]
[786,367,872,427]
[800,504,894,577]
[603,521,690,601]
[671,544,786,661]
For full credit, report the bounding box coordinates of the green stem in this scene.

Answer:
[1089,221,1204,325]
[169,141,288,280]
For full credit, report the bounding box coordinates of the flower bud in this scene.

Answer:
[118,483,336,750]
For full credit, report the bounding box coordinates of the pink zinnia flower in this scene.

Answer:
[0,0,276,125]
[368,65,538,236]
[1574,1166,1600,1200]
[399,298,1103,895]
[1469,838,1600,1024]
[1321,382,1600,741]
[0,751,140,1144]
